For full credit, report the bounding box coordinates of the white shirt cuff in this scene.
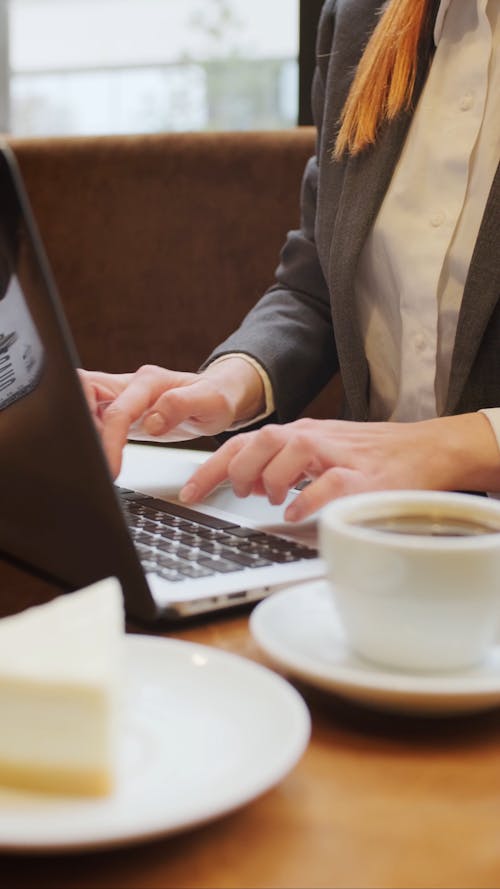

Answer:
[480,408,500,452]
[479,409,500,498]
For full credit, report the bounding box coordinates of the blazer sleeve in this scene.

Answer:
[202,0,340,425]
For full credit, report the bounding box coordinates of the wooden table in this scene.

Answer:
[1,556,500,889]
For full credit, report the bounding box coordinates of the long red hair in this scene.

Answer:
[334,0,433,158]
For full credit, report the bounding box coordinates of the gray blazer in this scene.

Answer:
[208,0,500,424]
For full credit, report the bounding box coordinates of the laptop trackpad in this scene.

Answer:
[203,484,293,523]
[120,443,297,518]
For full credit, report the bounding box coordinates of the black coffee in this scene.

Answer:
[351,514,500,537]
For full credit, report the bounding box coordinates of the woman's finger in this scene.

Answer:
[142,377,231,437]
[224,425,290,498]
[99,369,181,475]
[179,436,249,503]
[256,430,325,504]
[284,467,364,521]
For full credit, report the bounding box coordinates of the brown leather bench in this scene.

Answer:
[9,128,341,444]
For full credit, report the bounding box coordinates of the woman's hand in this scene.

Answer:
[180,413,500,521]
[78,358,265,477]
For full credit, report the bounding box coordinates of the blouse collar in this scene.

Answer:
[433,0,453,44]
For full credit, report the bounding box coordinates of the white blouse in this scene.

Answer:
[355,0,499,436]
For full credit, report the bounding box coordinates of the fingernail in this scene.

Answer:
[285,503,301,522]
[179,483,199,504]
[233,486,249,499]
[143,412,165,435]
[98,399,112,420]
[263,483,274,503]
[265,485,284,506]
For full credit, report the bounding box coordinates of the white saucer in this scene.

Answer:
[0,636,310,853]
[250,581,500,716]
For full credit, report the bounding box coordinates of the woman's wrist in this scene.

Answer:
[202,356,266,427]
[426,413,500,493]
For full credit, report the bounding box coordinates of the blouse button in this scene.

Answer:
[414,333,426,352]
[459,94,473,111]
[430,211,445,228]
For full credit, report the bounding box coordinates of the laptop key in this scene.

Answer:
[143,498,239,531]
[175,564,215,579]
[157,568,185,582]
[267,551,303,563]
[141,559,161,572]
[293,546,318,559]
[157,552,215,577]
[155,540,183,554]
[199,557,245,573]
[134,541,154,556]
[197,540,224,554]
[156,554,180,569]
[117,488,150,501]
[134,530,158,546]
[191,526,226,540]
[220,550,273,568]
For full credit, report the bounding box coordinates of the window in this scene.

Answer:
[0,0,305,137]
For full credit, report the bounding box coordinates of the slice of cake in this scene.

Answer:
[0,577,124,796]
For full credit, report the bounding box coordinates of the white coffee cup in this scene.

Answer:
[319,490,500,673]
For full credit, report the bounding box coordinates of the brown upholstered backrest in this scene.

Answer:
[9,129,341,429]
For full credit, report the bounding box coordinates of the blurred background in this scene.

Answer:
[0,0,323,137]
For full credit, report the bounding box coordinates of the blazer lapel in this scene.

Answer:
[326,112,418,419]
[445,162,500,414]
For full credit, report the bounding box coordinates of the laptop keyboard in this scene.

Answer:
[117,487,317,583]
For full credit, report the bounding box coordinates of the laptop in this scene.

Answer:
[0,143,324,623]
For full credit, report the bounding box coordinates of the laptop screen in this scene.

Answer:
[0,145,156,620]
